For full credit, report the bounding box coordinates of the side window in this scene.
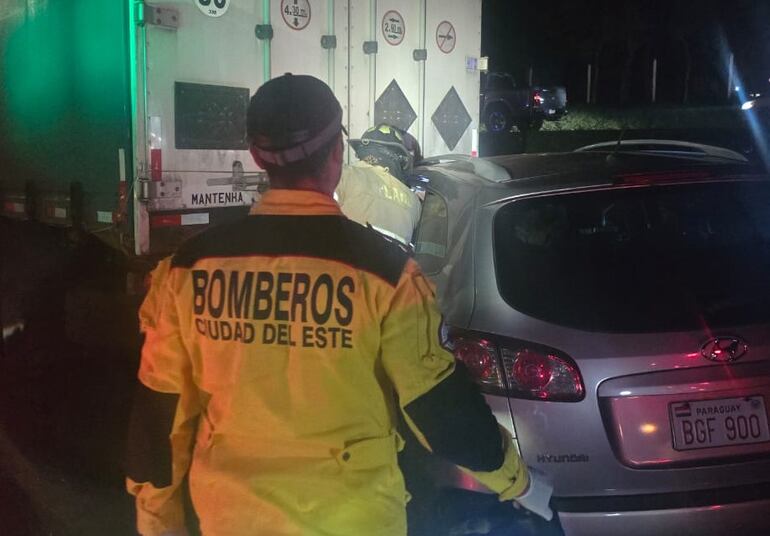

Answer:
[414,191,449,274]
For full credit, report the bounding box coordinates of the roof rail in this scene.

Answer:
[418,154,511,181]
[575,139,748,163]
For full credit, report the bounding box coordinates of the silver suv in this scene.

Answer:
[405,148,770,535]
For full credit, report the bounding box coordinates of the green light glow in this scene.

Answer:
[128,0,139,163]
[1,0,133,198]
[2,1,70,137]
[262,0,270,83]
[72,0,129,121]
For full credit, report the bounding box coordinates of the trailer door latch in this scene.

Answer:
[363,41,378,55]
[145,4,179,29]
[255,24,274,41]
[321,35,337,49]
[147,178,183,200]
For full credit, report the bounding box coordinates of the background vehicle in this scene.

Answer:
[405,149,770,535]
[481,71,567,133]
[741,95,770,114]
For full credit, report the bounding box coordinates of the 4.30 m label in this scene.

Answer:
[281,0,311,30]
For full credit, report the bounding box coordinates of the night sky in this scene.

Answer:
[482,0,770,105]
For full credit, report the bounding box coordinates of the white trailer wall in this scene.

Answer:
[424,0,482,155]
[345,0,481,156]
[135,0,481,253]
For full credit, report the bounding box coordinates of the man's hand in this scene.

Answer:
[514,467,553,521]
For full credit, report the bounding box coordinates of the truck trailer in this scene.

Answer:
[1,0,483,259]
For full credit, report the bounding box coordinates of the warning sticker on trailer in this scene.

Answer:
[382,10,405,46]
[195,0,230,18]
[281,0,311,31]
[436,21,456,54]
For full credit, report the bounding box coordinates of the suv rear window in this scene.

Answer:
[494,181,770,332]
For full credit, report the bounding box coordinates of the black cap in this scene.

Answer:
[247,74,343,166]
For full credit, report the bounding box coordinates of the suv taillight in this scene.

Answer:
[533,91,544,106]
[453,338,503,388]
[449,333,585,402]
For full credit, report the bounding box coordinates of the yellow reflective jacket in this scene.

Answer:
[335,161,421,245]
[126,189,528,536]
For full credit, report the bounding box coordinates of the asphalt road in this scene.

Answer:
[0,218,138,535]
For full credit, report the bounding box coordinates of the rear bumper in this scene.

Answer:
[554,481,770,512]
[554,482,770,535]
[432,454,770,535]
[421,486,770,536]
[558,498,770,536]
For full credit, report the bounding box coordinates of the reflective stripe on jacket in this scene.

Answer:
[335,161,421,245]
[126,189,528,536]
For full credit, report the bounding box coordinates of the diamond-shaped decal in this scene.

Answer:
[375,80,417,132]
[432,87,472,151]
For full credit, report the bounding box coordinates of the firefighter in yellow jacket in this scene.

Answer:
[335,124,422,245]
[126,74,551,536]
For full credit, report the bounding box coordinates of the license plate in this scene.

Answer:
[670,396,770,451]
[547,108,556,115]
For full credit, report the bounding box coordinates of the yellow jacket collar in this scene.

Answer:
[250,189,343,216]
